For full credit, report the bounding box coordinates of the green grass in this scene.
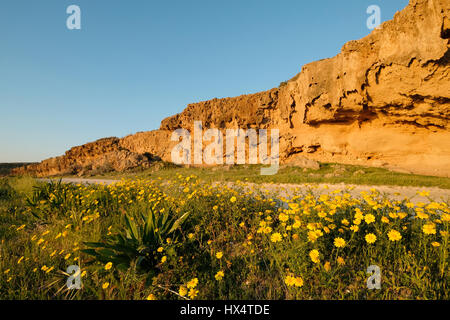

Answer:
[81,162,450,189]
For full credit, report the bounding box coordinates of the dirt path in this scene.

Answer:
[42,178,450,203]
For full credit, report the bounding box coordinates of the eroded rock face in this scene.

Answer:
[13,138,158,177]
[15,0,450,177]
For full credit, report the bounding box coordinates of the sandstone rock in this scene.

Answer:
[12,137,159,177]
[284,155,320,170]
[14,0,450,178]
[353,170,366,176]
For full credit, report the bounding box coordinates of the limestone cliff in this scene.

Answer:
[15,0,450,177]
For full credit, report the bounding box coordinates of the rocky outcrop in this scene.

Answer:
[15,0,450,177]
[13,138,158,177]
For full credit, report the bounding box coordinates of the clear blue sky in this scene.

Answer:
[0,0,409,162]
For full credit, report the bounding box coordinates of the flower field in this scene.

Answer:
[0,176,448,299]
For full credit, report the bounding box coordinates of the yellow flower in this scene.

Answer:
[324,261,331,272]
[17,256,24,264]
[179,286,188,296]
[423,223,436,235]
[334,237,346,248]
[161,256,167,263]
[215,252,223,259]
[341,219,349,226]
[398,212,407,219]
[187,278,198,289]
[188,288,199,299]
[431,242,440,247]
[387,229,402,241]
[293,276,304,287]
[45,266,54,274]
[389,212,398,219]
[364,214,375,224]
[318,211,327,218]
[309,249,320,263]
[307,230,318,242]
[157,247,164,253]
[146,294,157,300]
[215,270,224,281]
[381,216,390,224]
[417,190,430,197]
[230,196,237,203]
[270,233,282,243]
[263,226,272,234]
[416,211,429,219]
[278,213,289,222]
[188,233,194,239]
[365,233,377,244]
[104,262,113,270]
[337,256,345,266]
[285,275,295,286]
[350,225,359,232]
[102,282,110,289]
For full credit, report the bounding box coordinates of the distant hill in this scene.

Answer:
[0,163,36,176]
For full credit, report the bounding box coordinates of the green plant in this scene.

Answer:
[82,208,189,273]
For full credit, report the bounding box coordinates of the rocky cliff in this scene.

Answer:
[15,0,450,177]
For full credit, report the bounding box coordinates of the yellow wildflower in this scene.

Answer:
[387,229,402,241]
[215,270,224,281]
[423,223,436,235]
[334,237,346,248]
[309,249,320,263]
[365,233,377,244]
[270,233,282,243]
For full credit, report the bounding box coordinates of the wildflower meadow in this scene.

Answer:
[0,176,448,299]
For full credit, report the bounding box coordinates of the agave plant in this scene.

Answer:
[26,180,76,219]
[82,207,189,273]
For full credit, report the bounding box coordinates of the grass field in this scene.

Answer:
[85,162,450,189]
[0,174,448,299]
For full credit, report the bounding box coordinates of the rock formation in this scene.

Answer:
[13,138,158,177]
[15,0,450,177]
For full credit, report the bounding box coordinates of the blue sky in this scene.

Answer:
[0,0,409,162]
